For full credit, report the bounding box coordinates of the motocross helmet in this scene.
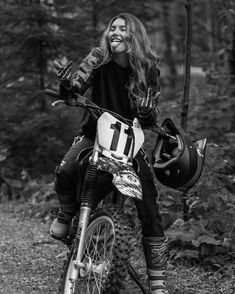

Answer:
[153,118,207,190]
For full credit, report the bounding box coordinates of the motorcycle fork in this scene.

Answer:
[69,149,99,283]
[69,206,91,282]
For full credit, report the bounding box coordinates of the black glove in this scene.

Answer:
[54,60,73,80]
[53,60,75,99]
[137,88,160,128]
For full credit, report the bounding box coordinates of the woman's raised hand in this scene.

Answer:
[139,88,160,110]
[53,60,73,80]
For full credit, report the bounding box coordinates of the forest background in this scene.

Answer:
[0,0,234,276]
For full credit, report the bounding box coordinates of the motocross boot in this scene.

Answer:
[50,209,74,239]
[50,193,77,239]
[142,236,169,294]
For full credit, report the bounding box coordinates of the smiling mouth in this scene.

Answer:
[111,38,122,44]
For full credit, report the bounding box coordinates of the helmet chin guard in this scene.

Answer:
[152,118,207,191]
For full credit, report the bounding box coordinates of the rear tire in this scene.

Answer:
[60,204,133,294]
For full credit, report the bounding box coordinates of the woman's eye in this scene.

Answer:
[109,26,126,32]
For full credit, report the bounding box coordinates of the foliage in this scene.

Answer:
[0,0,85,174]
[0,105,82,176]
[157,143,235,261]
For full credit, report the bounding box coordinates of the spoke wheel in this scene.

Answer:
[60,205,132,294]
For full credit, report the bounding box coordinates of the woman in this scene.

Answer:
[51,13,169,294]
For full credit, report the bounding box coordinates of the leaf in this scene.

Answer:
[161,199,175,207]
[2,178,23,189]
[0,147,8,162]
[197,234,222,245]
[175,249,199,260]
[200,243,218,257]
[166,229,195,242]
[192,239,200,247]
[189,222,204,238]
[189,200,200,210]
[171,218,184,227]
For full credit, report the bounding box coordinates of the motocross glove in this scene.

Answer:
[137,88,160,128]
[54,60,73,80]
[53,60,75,99]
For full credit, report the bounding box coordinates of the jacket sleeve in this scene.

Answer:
[137,64,160,128]
[59,47,103,97]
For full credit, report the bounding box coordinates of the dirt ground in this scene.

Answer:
[0,201,234,294]
[0,202,66,294]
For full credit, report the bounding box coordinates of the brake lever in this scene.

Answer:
[45,88,87,107]
[51,100,65,107]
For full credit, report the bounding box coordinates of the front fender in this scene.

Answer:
[97,157,142,200]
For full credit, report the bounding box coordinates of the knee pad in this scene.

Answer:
[54,165,76,195]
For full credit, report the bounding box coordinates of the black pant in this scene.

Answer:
[55,135,164,238]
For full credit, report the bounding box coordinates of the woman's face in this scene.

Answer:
[108,17,128,54]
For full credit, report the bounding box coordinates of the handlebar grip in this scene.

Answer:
[45,88,60,98]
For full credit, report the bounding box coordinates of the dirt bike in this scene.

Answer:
[45,88,205,294]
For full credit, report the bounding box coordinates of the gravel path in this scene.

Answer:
[1,201,234,294]
[0,202,145,294]
[0,202,66,294]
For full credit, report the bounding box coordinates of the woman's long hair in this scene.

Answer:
[96,13,160,101]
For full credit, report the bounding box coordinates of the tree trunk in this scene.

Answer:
[37,5,48,112]
[181,0,192,131]
[229,30,235,87]
[91,0,98,45]
[162,2,177,88]
[229,29,235,127]
[206,0,214,52]
[181,0,192,222]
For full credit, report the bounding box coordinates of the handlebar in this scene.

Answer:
[44,88,176,140]
[45,88,91,107]
[45,88,132,124]
[44,88,60,99]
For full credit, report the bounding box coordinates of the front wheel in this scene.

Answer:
[60,204,133,294]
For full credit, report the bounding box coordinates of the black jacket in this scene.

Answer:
[59,48,160,138]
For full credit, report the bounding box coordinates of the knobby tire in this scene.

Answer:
[60,204,133,294]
